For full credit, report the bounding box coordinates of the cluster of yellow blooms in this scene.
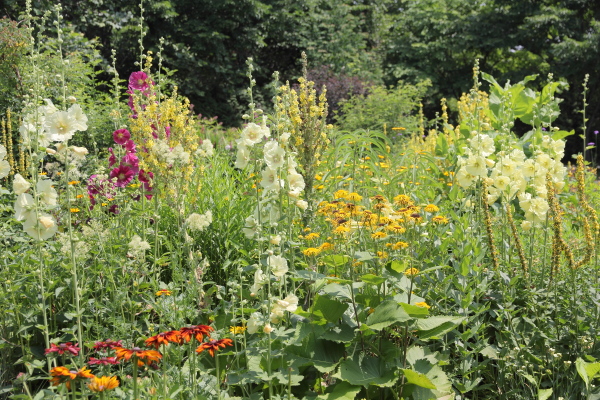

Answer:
[299,191,449,259]
[129,61,199,197]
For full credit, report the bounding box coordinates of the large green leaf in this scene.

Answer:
[316,382,362,400]
[415,316,465,339]
[286,333,345,373]
[335,356,397,387]
[366,300,411,331]
[400,369,436,389]
[400,302,429,318]
[576,357,600,390]
[312,295,349,322]
[538,388,552,400]
[410,360,454,400]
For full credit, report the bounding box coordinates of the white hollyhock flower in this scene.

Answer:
[241,123,267,146]
[496,156,517,177]
[242,215,258,239]
[288,171,305,192]
[13,174,31,195]
[277,294,299,312]
[464,155,488,177]
[264,141,286,169]
[247,312,263,334]
[234,144,250,169]
[14,193,34,221]
[493,175,510,191]
[456,168,476,188]
[469,134,495,157]
[0,144,6,160]
[260,168,281,192]
[70,146,88,160]
[509,149,526,163]
[23,213,58,241]
[250,269,267,295]
[37,179,58,206]
[296,199,308,210]
[268,255,288,277]
[44,111,77,142]
[67,104,88,131]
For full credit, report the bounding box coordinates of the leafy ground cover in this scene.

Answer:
[1,6,600,400]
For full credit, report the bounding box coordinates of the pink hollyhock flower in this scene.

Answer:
[110,165,135,188]
[129,71,149,91]
[88,357,119,365]
[165,125,171,138]
[123,139,137,153]
[121,153,140,174]
[108,148,117,167]
[44,342,80,356]
[138,169,153,183]
[113,129,131,145]
[139,169,155,200]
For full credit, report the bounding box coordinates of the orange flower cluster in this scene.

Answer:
[114,346,163,367]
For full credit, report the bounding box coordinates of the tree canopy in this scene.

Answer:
[3,0,600,155]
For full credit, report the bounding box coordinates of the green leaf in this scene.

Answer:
[287,334,345,373]
[316,382,362,400]
[322,255,350,268]
[366,300,411,330]
[399,302,429,318]
[551,130,574,141]
[415,316,465,339]
[335,356,397,387]
[389,260,407,274]
[400,369,436,389]
[538,388,553,400]
[312,295,349,322]
[354,251,374,261]
[576,357,600,390]
[361,274,386,285]
[321,323,355,343]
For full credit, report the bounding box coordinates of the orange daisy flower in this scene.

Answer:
[179,325,214,343]
[87,376,120,392]
[144,330,182,348]
[50,366,95,389]
[195,338,233,357]
[114,347,162,366]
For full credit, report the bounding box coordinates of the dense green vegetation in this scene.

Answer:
[2,2,600,400]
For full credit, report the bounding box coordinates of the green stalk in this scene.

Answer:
[132,356,139,400]
[215,352,222,400]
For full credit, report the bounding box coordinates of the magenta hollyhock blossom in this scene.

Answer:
[129,71,150,91]
[165,125,171,138]
[88,357,119,365]
[138,169,153,183]
[110,164,135,188]
[109,204,120,215]
[113,129,131,145]
[139,169,155,200]
[121,153,140,174]
[123,139,137,153]
[108,147,117,167]
[44,342,80,356]
[127,89,136,113]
